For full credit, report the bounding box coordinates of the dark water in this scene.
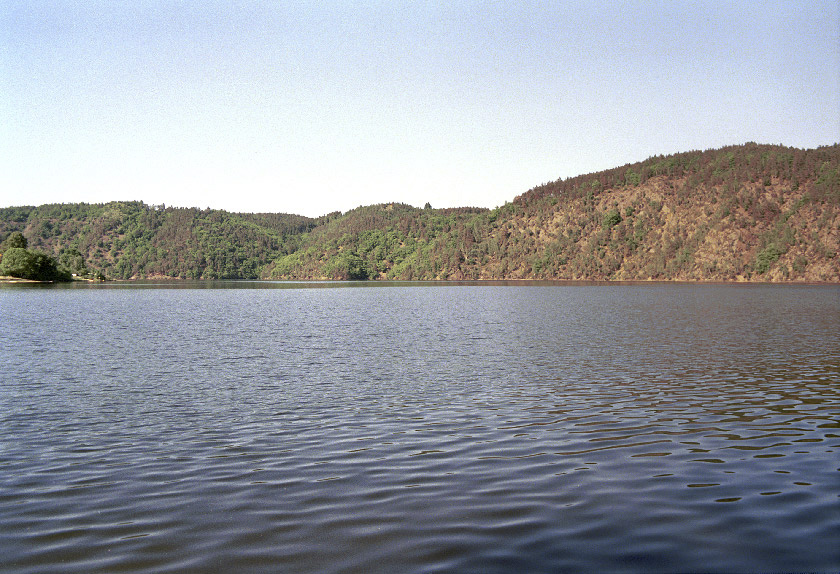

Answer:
[1,282,838,573]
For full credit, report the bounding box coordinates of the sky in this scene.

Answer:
[1,1,838,217]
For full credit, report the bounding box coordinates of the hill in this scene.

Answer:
[1,143,838,282]
[0,202,316,280]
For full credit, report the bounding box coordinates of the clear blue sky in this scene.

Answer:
[2,1,838,217]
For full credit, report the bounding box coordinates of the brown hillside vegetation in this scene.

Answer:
[1,143,838,281]
[263,143,839,282]
[495,176,836,281]
[505,143,839,281]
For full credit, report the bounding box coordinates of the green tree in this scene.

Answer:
[58,247,88,276]
[0,247,71,281]
[755,243,785,274]
[326,251,372,280]
[1,231,27,251]
[602,209,622,230]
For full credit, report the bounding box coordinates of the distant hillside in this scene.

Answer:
[1,143,838,281]
[0,202,316,280]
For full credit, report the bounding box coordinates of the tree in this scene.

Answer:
[0,247,71,281]
[58,247,89,276]
[326,251,372,280]
[0,247,37,277]
[1,231,27,251]
[602,209,622,230]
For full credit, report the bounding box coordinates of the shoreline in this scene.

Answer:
[4,276,836,286]
[0,275,105,284]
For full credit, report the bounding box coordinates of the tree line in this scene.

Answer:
[1,143,838,282]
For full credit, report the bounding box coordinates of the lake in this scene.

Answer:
[1,281,838,573]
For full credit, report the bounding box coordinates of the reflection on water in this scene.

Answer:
[0,283,838,573]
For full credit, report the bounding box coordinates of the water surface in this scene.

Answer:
[1,282,838,573]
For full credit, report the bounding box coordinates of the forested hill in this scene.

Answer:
[1,143,839,282]
[0,204,317,280]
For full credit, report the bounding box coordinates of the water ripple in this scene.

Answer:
[1,283,838,573]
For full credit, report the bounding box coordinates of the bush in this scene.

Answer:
[602,209,623,230]
[755,243,785,274]
[792,255,808,273]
